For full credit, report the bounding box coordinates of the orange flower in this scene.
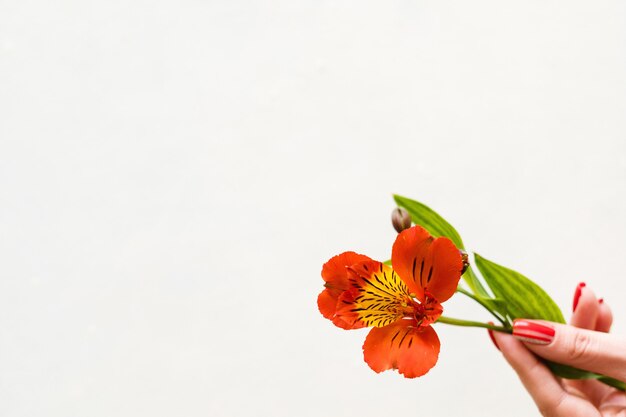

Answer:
[317,225,464,378]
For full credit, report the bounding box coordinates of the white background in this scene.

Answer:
[1,1,625,416]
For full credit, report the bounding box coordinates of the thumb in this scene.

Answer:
[512,319,626,383]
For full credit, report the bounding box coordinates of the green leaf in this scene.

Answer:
[393,195,465,249]
[546,362,595,379]
[462,266,491,299]
[474,293,510,322]
[474,253,565,324]
[546,363,626,391]
[598,376,626,391]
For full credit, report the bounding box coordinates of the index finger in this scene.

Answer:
[513,320,626,383]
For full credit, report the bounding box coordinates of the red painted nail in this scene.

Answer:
[598,298,604,304]
[487,322,500,351]
[513,320,555,345]
[572,282,586,312]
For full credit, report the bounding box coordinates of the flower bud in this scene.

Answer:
[391,207,412,233]
[460,250,469,274]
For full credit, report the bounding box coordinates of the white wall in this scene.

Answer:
[1,1,625,416]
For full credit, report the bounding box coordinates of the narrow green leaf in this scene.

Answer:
[546,363,626,391]
[393,195,465,249]
[462,266,491,299]
[456,286,509,325]
[474,253,565,324]
[473,294,510,323]
[598,376,626,391]
[546,362,596,379]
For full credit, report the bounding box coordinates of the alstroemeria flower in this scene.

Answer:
[317,225,464,378]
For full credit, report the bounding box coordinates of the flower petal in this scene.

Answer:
[362,320,440,378]
[318,252,373,327]
[318,288,340,322]
[321,251,373,290]
[334,260,411,329]
[391,226,463,303]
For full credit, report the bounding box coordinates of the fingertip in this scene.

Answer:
[596,299,613,333]
[570,285,599,330]
[487,322,500,351]
[572,282,586,312]
[492,330,527,362]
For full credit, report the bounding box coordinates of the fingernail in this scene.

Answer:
[513,320,555,345]
[487,322,500,351]
[572,282,586,312]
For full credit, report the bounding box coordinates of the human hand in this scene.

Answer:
[491,283,626,417]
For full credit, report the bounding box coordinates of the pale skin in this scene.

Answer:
[492,285,626,417]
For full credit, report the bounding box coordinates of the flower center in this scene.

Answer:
[406,294,443,327]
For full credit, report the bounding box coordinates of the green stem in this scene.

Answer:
[436,316,511,333]
[456,287,508,326]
